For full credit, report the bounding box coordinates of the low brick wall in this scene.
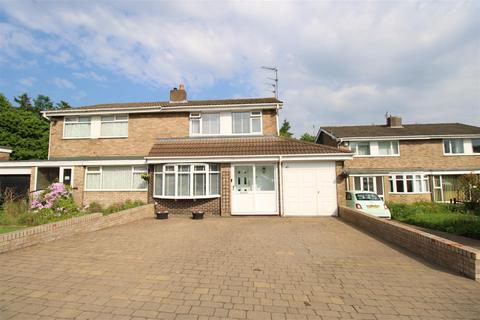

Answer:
[338,206,479,281]
[0,204,154,254]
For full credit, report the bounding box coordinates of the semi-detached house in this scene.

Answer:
[316,116,480,203]
[0,86,352,216]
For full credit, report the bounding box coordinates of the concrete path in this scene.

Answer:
[1,217,479,320]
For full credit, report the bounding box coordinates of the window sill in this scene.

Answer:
[352,155,400,158]
[153,195,221,200]
[443,153,480,156]
[62,136,128,140]
[389,192,431,195]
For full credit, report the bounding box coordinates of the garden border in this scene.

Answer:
[338,206,479,281]
[0,204,154,254]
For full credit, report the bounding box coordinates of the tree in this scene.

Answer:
[300,133,316,143]
[14,93,34,112]
[279,119,293,138]
[0,93,70,160]
[457,174,480,208]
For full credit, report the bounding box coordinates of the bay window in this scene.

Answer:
[389,174,429,193]
[100,115,128,137]
[64,116,91,138]
[154,164,220,198]
[85,165,147,190]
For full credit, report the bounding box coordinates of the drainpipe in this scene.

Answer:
[278,155,283,216]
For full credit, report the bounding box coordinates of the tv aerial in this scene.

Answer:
[261,66,278,99]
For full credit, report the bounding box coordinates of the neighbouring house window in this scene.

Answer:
[190,113,201,134]
[153,163,220,198]
[100,115,128,137]
[232,111,262,134]
[64,116,91,138]
[444,139,464,154]
[350,142,370,156]
[389,174,429,193]
[353,176,384,198]
[378,141,399,155]
[472,138,480,153]
[85,165,147,190]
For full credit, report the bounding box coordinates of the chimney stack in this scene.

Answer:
[169,84,187,103]
[387,115,402,128]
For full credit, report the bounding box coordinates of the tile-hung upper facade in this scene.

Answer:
[316,116,480,203]
[0,85,353,217]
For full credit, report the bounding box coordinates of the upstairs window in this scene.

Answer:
[100,115,128,137]
[64,116,91,138]
[472,138,480,153]
[350,142,370,156]
[189,113,220,135]
[378,141,399,155]
[232,111,262,134]
[444,139,464,154]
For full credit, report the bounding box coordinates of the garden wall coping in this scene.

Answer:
[338,206,479,282]
[0,204,154,254]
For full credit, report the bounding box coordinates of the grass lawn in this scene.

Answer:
[0,226,25,234]
[389,202,480,240]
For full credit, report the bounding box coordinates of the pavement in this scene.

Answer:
[1,216,479,320]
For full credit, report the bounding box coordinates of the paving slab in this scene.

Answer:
[1,217,480,319]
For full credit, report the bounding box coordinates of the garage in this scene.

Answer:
[0,168,31,204]
[282,161,338,216]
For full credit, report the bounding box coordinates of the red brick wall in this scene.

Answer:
[220,163,231,216]
[339,206,479,282]
[154,198,220,215]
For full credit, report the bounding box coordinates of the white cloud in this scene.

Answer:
[52,77,75,89]
[1,0,479,135]
[73,71,106,82]
[19,76,36,87]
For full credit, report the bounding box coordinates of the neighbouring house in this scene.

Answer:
[316,116,480,203]
[0,85,352,216]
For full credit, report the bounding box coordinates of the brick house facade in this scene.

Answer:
[0,86,352,216]
[316,116,480,203]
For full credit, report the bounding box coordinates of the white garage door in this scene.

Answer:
[283,161,338,216]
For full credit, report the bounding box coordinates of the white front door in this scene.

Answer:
[283,161,338,216]
[231,164,278,215]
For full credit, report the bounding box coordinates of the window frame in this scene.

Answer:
[100,114,129,138]
[63,116,92,139]
[349,140,400,157]
[232,111,263,135]
[153,163,221,199]
[84,165,148,191]
[389,174,430,194]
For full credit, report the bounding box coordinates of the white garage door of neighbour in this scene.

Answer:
[283,161,338,216]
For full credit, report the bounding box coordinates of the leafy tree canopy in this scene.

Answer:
[279,119,293,138]
[0,93,71,160]
[300,132,316,142]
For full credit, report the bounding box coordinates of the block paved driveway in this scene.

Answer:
[1,217,480,320]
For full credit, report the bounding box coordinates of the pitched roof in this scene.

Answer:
[44,97,282,113]
[148,136,351,158]
[322,123,480,139]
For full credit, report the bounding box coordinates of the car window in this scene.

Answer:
[346,193,352,200]
[355,193,381,201]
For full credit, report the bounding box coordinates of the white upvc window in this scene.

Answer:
[201,113,220,134]
[85,165,147,191]
[389,174,430,193]
[100,115,128,137]
[64,116,91,138]
[232,111,262,134]
[349,141,370,156]
[378,141,399,155]
[473,138,480,154]
[443,138,464,154]
[153,163,220,199]
[349,140,399,157]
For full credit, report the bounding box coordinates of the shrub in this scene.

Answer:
[86,201,103,213]
[102,199,145,216]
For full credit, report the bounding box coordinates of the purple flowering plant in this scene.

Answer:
[31,182,72,211]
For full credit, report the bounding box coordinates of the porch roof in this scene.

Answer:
[147,136,352,158]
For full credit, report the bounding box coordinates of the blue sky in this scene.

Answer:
[0,0,479,136]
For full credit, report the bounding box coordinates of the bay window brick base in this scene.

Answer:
[154,198,220,215]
